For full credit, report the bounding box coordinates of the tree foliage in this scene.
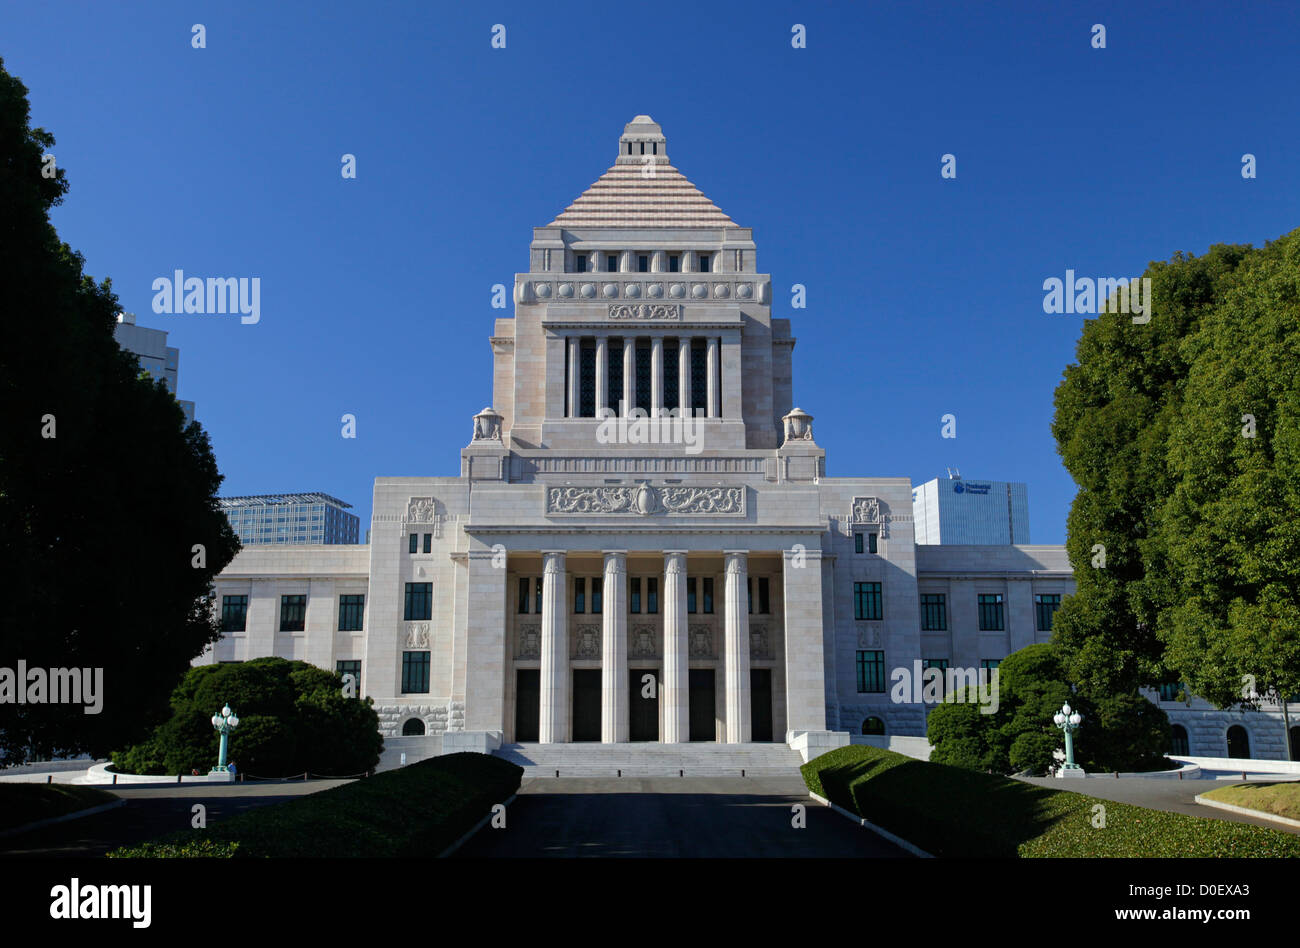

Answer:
[0,58,239,763]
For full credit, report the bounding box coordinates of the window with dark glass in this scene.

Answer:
[635,341,652,413]
[575,253,587,273]
[978,593,1004,631]
[690,341,708,415]
[980,658,1000,680]
[279,594,306,632]
[920,594,947,631]
[404,582,432,621]
[703,577,714,613]
[1158,681,1182,702]
[579,339,597,418]
[758,577,770,614]
[221,595,248,632]
[1170,725,1189,756]
[638,254,649,273]
[401,651,430,694]
[338,594,365,631]
[647,577,658,614]
[698,253,711,272]
[592,577,602,614]
[574,577,585,614]
[855,533,864,554]
[747,577,753,614]
[408,533,418,553]
[630,577,641,614]
[922,659,950,698]
[687,577,697,614]
[535,577,543,614]
[869,533,878,554]
[606,253,618,272]
[337,659,361,689]
[664,338,679,411]
[518,577,529,614]
[668,254,680,272]
[422,533,432,554]
[856,650,885,693]
[1034,594,1061,631]
[854,582,882,620]
[607,337,624,413]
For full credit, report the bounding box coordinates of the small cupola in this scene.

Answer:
[616,114,668,166]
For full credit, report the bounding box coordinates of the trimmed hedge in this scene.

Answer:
[108,752,522,858]
[802,744,1300,858]
[0,784,118,833]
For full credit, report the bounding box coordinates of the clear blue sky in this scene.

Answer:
[7,0,1299,544]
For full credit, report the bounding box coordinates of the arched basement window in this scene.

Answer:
[1226,725,1250,759]
[402,718,426,736]
[862,716,886,736]
[1169,724,1189,756]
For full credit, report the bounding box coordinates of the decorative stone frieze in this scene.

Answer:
[608,302,681,320]
[574,624,601,659]
[546,484,744,516]
[688,624,714,658]
[516,624,540,660]
[630,624,658,658]
[405,623,430,648]
[750,624,772,659]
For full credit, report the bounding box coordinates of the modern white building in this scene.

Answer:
[912,474,1030,545]
[114,311,195,426]
[200,116,1296,764]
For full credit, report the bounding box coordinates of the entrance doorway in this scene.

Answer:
[750,668,773,742]
[515,669,539,742]
[689,668,716,742]
[629,668,660,741]
[572,669,602,742]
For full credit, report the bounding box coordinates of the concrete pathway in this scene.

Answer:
[0,780,351,857]
[455,775,909,858]
[1017,776,1300,834]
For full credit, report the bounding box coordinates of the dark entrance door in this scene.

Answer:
[689,668,716,742]
[629,668,660,741]
[572,669,602,742]
[750,668,773,742]
[515,669,539,742]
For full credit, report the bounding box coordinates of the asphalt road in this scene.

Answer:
[0,781,352,857]
[455,775,909,858]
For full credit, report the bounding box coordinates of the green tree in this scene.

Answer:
[113,658,383,777]
[0,58,239,763]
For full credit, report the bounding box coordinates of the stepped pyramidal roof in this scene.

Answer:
[549,115,739,229]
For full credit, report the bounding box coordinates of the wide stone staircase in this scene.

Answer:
[493,742,805,777]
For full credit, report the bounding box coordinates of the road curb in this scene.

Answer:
[0,798,126,840]
[808,792,932,858]
[1194,793,1300,830]
[438,793,517,857]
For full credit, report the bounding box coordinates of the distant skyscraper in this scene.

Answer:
[113,312,195,425]
[912,474,1030,544]
[220,493,361,545]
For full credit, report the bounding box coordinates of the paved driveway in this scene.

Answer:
[455,776,908,858]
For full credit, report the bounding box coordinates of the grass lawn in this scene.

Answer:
[1202,782,1300,822]
[803,744,1300,857]
[109,752,522,857]
[0,784,119,833]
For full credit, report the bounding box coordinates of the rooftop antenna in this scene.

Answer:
[946,467,961,480]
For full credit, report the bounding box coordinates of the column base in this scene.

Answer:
[441,731,503,755]
[787,730,851,763]
[1055,765,1087,778]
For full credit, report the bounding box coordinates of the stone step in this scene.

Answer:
[493,742,805,776]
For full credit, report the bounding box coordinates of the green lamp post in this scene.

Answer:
[210,704,240,774]
[1053,702,1084,776]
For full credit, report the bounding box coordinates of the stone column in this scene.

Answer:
[623,338,635,417]
[706,337,719,419]
[567,339,578,419]
[595,336,608,418]
[662,551,689,743]
[540,551,568,742]
[724,551,751,743]
[601,551,628,743]
[678,337,691,417]
[651,337,663,418]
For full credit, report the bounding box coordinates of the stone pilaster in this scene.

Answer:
[706,337,719,418]
[623,338,634,417]
[782,546,827,735]
[540,551,568,742]
[662,550,689,743]
[463,548,507,733]
[724,550,751,743]
[651,337,664,418]
[566,339,578,418]
[678,337,691,417]
[601,551,628,743]
[595,336,608,418]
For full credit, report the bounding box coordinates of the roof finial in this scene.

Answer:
[616,114,668,166]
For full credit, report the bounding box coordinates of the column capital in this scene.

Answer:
[602,550,628,573]
[723,550,749,574]
[542,550,567,573]
[664,550,688,574]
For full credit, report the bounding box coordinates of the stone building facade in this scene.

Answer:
[200,116,1297,763]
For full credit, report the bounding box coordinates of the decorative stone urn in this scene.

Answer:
[782,407,815,444]
[472,406,503,442]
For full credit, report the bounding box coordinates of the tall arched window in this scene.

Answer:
[402,718,426,736]
[862,716,885,736]
[1226,725,1250,759]
[1169,724,1189,756]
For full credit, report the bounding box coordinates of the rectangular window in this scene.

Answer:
[922,659,950,698]
[1035,594,1062,631]
[518,577,529,614]
[980,659,1000,679]
[854,582,883,621]
[535,578,543,614]
[1157,681,1181,702]
[978,593,1004,631]
[401,651,430,694]
[854,533,864,554]
[338,594,365,631]
[408,533,418,554]
[607,336,624,413]
[920,594,947,631]
[687,577,697,614]
[690,341,708,415]
[422,533,432,554]
[703,577,714,614]
[579,338,597,417]
[668,254,680,273]
[630,577,641,614]
[635,341,652,413]
[221,595,248,632]
[647,577,658,614]
[698,253,711,272]
[404,582,432,621]
[592,577,602,614]
[575,253,587,273]
[279,594,306,632]
[606,253,618,272]
[869,533,878,554]
[337,660,361,688]
[638,254,649,273]
[574,577,585,614]
[747,577,754,614]
[758,577,770,614]
[663,337,679,412]
[856,650,885,693]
